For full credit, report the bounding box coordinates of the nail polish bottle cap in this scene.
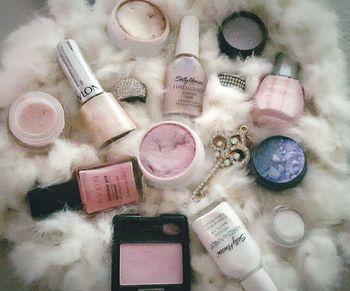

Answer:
[175,15,199,58]
[272,53,300,79]
[27,180,83,218]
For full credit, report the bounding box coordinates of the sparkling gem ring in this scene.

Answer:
[114,77,147,103]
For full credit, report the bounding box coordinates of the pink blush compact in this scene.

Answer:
[112,214,190,291]
[137,121,205,189]
[8,91,65,150]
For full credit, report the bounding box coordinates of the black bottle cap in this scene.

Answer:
[218,11,267,59]
[27,180,83,218]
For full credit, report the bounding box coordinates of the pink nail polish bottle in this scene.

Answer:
[27,160,143,218]
[162,15,206,118]
[252,53,304,130]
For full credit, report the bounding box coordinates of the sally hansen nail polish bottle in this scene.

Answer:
[162,15,206,118]
[27,160,143,218]
[252,53,304,130]
[56,39,137,148]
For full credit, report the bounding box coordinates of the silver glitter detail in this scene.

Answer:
[218,73,246,91]
[114,77,147,102]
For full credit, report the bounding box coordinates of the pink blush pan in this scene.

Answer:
[119,243,183,286]
[112,214,190,290]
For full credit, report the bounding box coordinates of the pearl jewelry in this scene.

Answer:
[188,125,251,205]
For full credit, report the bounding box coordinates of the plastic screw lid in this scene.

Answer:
[241,268,278,291]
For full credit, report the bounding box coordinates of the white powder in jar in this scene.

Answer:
[117,1,166,40]
[272,207,305,247]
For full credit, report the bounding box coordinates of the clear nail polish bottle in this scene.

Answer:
[162,15,206,118]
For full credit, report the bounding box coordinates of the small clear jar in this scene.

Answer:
[8,91,66,152]
[270,205,306,248]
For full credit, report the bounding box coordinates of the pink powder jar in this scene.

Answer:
[137,121,205,189]
[8,91,65,151]
[107,0,170,57]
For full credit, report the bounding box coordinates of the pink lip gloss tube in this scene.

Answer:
[56,39,137,148]
[251,53,304,130]
[27,160,143,218]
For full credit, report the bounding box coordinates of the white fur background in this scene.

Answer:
[0,0,349,290]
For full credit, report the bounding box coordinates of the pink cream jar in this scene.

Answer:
[137,121,205,189]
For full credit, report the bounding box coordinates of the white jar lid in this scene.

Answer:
[107,0,170,57]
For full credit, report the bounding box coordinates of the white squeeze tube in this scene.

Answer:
[191,194,278,291]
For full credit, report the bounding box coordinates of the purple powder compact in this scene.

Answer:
[218,11,267,59]
[112,214,190,291]
[250,136,307,190]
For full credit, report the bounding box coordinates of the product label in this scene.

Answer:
[80,93,136,147]
[78,84,102,101]
[192,202,260,278]
[200,211,247,258]
[254,75,304,118]
[78,161,140,214]
[163,58,206,117]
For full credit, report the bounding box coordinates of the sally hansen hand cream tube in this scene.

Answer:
[191,200,278,291]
